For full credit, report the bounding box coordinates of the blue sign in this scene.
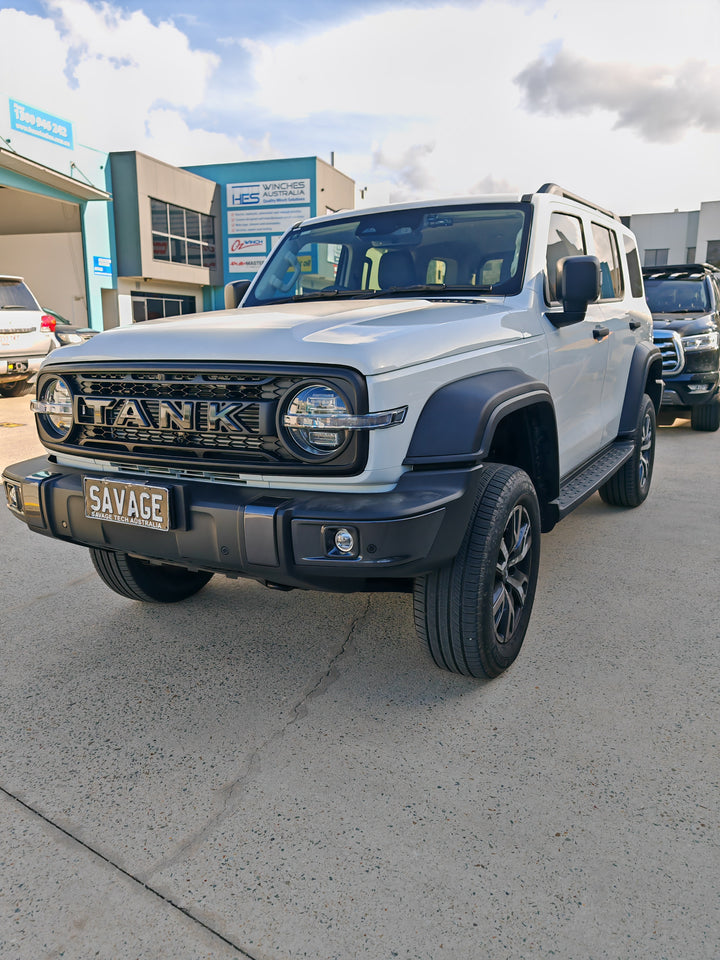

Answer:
[9,98,74,150]
[93,256,112,277]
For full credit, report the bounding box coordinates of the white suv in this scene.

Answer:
[0,275,56,397]
[3,184,664,679]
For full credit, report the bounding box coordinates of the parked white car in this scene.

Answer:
[0,275,56,396]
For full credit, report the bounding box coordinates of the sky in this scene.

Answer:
[1,0,719,215]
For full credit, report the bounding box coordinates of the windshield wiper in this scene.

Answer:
[259,284,493,306]
[365,283,493,297]
[290,289,369,301]
[0,304,30,310]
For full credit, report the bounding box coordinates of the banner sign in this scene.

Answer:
[93,256,112,276]
[227,179,311,208]
[9,98,74,150]
[224,176,313,278]
[228,236,267,255]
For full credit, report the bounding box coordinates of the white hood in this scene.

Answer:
[47,297,531,376]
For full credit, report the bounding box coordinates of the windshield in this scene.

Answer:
[644,278,710,314]
[245,202,531,306]
[0,279,39,310]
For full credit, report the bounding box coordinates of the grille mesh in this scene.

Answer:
[68,368,307,466]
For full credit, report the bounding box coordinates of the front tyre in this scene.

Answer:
[90,548,213,602]
[599,394,656,508]
[413,464,541,679]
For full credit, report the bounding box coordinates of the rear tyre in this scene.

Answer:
[413,464,541,679]
[90,548,213,602]
[599,394,656,508]
[0,380,30,397]
[690,396,720,432]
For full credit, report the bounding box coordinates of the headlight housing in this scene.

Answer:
[280,383,353,459]
[31,375,74,440]
[682,331,719,352]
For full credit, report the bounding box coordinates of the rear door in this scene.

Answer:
[591,225,644,443]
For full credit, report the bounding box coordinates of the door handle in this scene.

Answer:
[628,319,642,330]
[593,326,610,341]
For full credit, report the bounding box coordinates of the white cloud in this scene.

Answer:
[237,0,720,212]
[0,0,257,164]
[2,0,720,214]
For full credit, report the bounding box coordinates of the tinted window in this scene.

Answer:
[592,223,624,300]
[623,235,644,298]
[247,203,531,305]
[546,213,585,302]
[644,279,710,313]
[0,279,38,310]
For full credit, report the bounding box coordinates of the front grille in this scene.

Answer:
[37,362,366,475]
[653,330,684,375]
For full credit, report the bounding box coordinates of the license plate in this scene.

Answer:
[83,477,171,531]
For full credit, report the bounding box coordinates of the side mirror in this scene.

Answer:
[550,256,601,327]
[224,280,251,309]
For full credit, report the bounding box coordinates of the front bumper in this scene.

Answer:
[660,370,719,409]
[3,457,485,592]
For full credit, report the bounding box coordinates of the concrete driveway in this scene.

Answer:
[1,391,718,960]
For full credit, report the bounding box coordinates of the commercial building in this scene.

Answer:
[622,201,720,268]
[1,94,354,331]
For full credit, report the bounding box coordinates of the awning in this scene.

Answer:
[0,147,110,202]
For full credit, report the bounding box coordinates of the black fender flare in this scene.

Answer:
[618,341,664,435]
[404,368,556,466]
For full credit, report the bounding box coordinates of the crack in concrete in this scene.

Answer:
[145,595,372,880]
[0,785,258,959]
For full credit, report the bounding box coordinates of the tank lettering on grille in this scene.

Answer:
[115,399,151,428]
[82,397,115,421]
[208,401,254,433]
[79,396,265,435]
[158,400,193,430]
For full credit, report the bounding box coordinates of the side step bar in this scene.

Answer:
[555,441,634,518]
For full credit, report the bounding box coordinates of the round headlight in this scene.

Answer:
[38,376,73,439]
[281,383,351,458]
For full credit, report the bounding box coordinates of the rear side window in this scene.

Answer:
[546,213,585,302]
[623,235,644,298]
[592,223,624,300]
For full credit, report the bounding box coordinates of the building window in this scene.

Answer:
[706,240,720,267]
[644,248,668,267]
[131,291,197,322]
[151,199,216,269]
[687,247,696,263]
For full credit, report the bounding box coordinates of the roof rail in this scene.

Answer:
[531,183,620,222]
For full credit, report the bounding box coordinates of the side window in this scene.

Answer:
[623,234,644,298]
[592,223,624,300]
[546,213,585,302]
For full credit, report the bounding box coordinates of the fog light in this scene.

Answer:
[688,384,711,393]
[334,527,355,554]
[5,481,21,511]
